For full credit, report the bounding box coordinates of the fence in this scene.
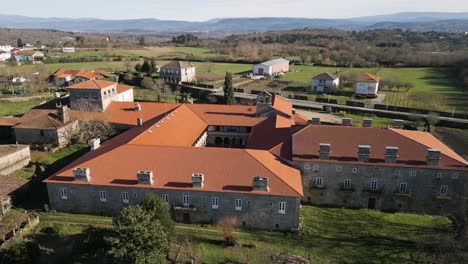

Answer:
[374,104,468,119]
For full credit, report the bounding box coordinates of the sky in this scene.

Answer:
[2,0,468,21]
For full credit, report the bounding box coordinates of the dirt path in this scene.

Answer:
[370,93,386,107]
[0,95,53,102]
[294,109,341,124]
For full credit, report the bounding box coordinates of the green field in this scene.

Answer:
[3,206,465,263]
[0,99,45,117]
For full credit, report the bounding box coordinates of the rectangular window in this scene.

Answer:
[183,193,190,207]
[370,179,379,191]
[162,194,169,203]
[99,191,107,202]
[344,179,352,189]
[278,202,286,215]
[133,193,137,198]
[212,197,219,209]
[437,172,442,179]
[410,171,417,177]
[440,185,448,196]
[235,199,242,211]
[315,177,323,188]
[122,192,129,203]
[336,166,342,172]
[60,189,68,200]
[452,173,459,180]
[399,183,408,193]
[202,196,207,203]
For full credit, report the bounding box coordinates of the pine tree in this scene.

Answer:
[224,72,235,105]
[141,60,152,74]
[17,38,23,48]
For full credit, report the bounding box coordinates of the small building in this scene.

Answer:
[355,73,380,96]
[68,79,134,112]
[253,58,289,76]
[311,73,340,93]
[14,50,45,62]
[62,45,75,53]
[52,69,110,87]
[0,51,11,62]
[160,61,196,84]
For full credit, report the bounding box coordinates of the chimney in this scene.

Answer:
[135,103,142,112]
[57,104,70,123]
[384,146,399,163]
[426,149,441,166]
[318,143,331,160]
[137,117,143,126]
[358,145,371,162]
[252,176,269,192]
[88,138,100,151]
[342,118,352,126]
[393,119,404,129]
[362,118,373,127]
[73,167,91,182]
[192,173,204,188]
[311,117,321,125]
[137,170,154,185]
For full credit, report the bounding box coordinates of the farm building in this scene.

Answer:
[355,73,380,96]
[253,58,289,76]
[61,45,75,53]
[0,51,11,62]
[160,61,196,84]
[14,50,45,62]
[311,72,340,93]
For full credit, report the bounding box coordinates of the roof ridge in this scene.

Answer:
[244,149,303,197]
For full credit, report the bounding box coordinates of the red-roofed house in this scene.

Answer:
[355,73,381,96]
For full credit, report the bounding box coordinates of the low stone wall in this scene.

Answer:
[0,145,31,175]
[0,215,39,249]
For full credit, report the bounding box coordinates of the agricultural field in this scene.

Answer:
[0,99,45,117]
[3,206,464,263]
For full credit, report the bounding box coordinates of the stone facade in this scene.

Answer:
[14,121,78,147]
[0,145,31,175]
[69,87,116,112]
[46,183,301,231]
[160,62,196,84]
[297,160,467,214]
[206,126,251,148]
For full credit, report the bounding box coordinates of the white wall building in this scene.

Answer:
[0,52,11,62]
[355,73,380,96]
[253,58,290,76]
[311,73,340,93]
[0,45,12,52]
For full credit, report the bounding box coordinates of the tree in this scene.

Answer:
[75,36,86,46]
[223,72,235,105]
[17,38,23,48]
[135,63,142,72]
[140,77,154,89]
[141,60,152,74]
[106,205,170,264]
[137,36,145,46]
[218,217,237,247]
[141,193,175,239]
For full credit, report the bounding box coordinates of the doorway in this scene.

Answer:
[368,198,376,209]
[183,213,191,224]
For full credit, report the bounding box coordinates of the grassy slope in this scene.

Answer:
[8,206,455,263]
[0,100,45,117]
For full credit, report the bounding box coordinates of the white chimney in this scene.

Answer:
[192,173,204,188]
[311,117,321,125]
[362,118,373,127]
[319,143,331,160]
[137,170,154,185]
[426,149,441,166]
[135,103,142,112]
[252,176,269,192]
[88,138,100,151]
[393,119,404,129]
[358,145,371,162]
[384,146,399,163]
[73,167,91,182]
[137,117,143,126]
[342,118,352,126]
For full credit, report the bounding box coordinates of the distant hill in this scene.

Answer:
[0,12,467,34]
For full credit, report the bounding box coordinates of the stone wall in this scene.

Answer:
[46,183,300,231]
[14,128,59,146]
[0,145,30,175]
[297,160,467,215]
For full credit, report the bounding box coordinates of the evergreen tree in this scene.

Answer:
[141,60,152,74]
[224,72,235,105]
[17,38,23,48]
[135,63,142,72]
[141,193,174,239]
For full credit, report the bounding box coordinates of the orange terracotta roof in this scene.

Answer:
[272,95,293,117]
[101,101,180,126]
[186,104,265,127]
[18,50,42,56]
[75,70,102,80]
[272,125,467,170]
[356,73,380,82]
[68,79,116,90]
[117,84,133,94]
[294,113,308,126]
[45,145,302,197]
[247,115,293,151]
[13,109,70,129]
[129,105,208,147]
[0,117,22,127]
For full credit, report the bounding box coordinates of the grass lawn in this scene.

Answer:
[0,99,45,117]
[433,127,468,160]
[5,206,463,263]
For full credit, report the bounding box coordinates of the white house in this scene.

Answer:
[355,73,380,96]
[253,58,289,76]
[0,45,12,52]
[0,52,11,62]
[15,50,45,62]
[62,46,75,53]
[311,72,340,93]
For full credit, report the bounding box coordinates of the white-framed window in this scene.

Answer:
[183,193,190,207]
[452,173,459,180]
[352,168,358,174]
[315,177,323,188]
[99,191,107,202]
[410,171,417,177]
[235,199,242,211]
[437,172,443,179]
[304,164,310,170]
[440,185,448,196]
[122,192,129,204]
[336,166,342,172]
[344,179,352,189]
[313,165,319,171]
[370,179,379,191]
[278,202,286,215]
[212,197,219,209]
[399,183,408,193]
[162,194,169,203]
[60,189,68,200]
